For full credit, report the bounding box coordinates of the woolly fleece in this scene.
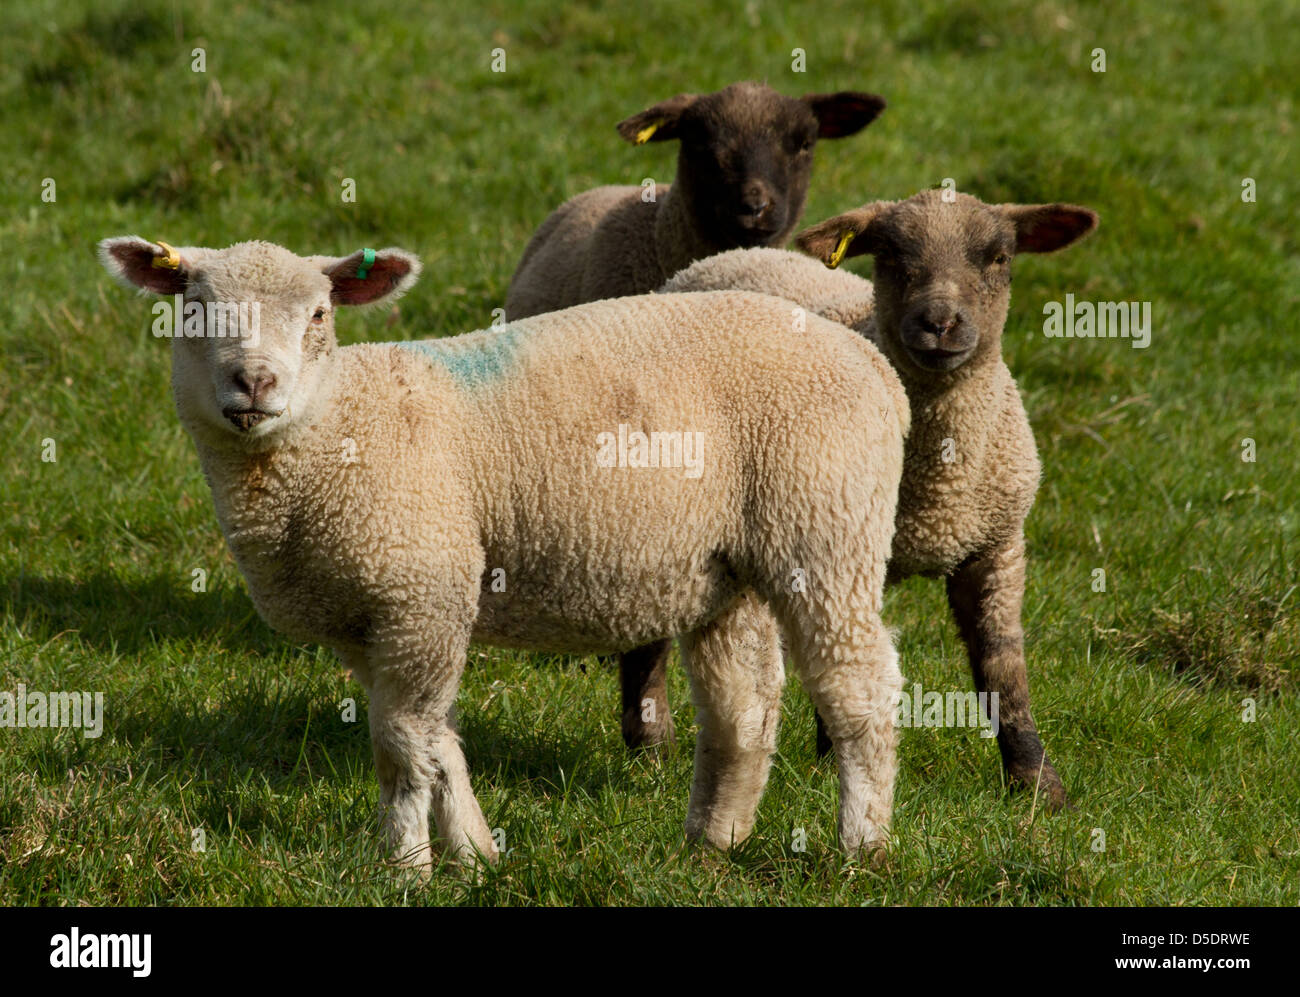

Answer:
[98,236,910,868]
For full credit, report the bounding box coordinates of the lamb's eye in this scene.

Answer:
[312,308,326,322]
[993,253,1011,266]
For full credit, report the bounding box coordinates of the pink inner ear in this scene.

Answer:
[329,254,412,305]
[113,242,188,294]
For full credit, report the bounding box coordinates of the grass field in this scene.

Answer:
[2,0,1297,905]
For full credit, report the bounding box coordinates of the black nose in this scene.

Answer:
[916,306,962,336]
[233,370,277,405]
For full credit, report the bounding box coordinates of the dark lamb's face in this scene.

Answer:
[676,96,821,250]
[872,200,1017,373]
[618,83,884,253]
[797,192,1098,377]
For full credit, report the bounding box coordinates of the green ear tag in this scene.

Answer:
[355,247,377,279]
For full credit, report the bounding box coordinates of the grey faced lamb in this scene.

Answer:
[646,189,1099,810]
[504,80,885,322]
[98,236,910,869]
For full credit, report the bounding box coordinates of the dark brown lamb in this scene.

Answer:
[504,80,885,320]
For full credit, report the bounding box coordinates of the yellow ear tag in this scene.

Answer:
[827,230,855,269]
[634,121,660,145]
[151,240,180,270]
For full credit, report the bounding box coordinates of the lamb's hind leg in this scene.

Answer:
[682,592,785,849]
[364,625,497,872]
[785,601,902,856]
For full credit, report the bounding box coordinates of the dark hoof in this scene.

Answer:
[622,712,676,751]
[1008,761,1069,812]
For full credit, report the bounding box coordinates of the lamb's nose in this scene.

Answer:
[234,370,277,405]
[739,182,772,216]
[917,307,961,336]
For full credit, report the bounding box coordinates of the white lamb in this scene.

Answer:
[98,236,910,869]
[508,80,888,752]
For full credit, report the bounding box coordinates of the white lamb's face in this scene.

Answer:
[171,249,337,438]
[98,238,422,445]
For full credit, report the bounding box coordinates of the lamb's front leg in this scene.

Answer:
[945,537,1068,810]
[364,627,497,872]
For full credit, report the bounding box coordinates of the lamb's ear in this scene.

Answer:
[319,248,422,306]
[802,92,887,138]
[998,203,1099,254]
[795,201,893,269]
[98,236,207,295]
[616,93,697,145]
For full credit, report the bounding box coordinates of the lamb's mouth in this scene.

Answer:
[906,345,974,372]
[728,220,781,246]
[733,228,778,247]
[223,407,281,431]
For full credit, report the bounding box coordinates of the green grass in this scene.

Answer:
[2,0,1297,905]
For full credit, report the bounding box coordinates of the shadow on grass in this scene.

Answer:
[2,571,280,657]
[135,691,638,837]
[4,573,655,835]
[458,706,640,800]
[9,661,637,840]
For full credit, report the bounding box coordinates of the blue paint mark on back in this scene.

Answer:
[387,323,525,389]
